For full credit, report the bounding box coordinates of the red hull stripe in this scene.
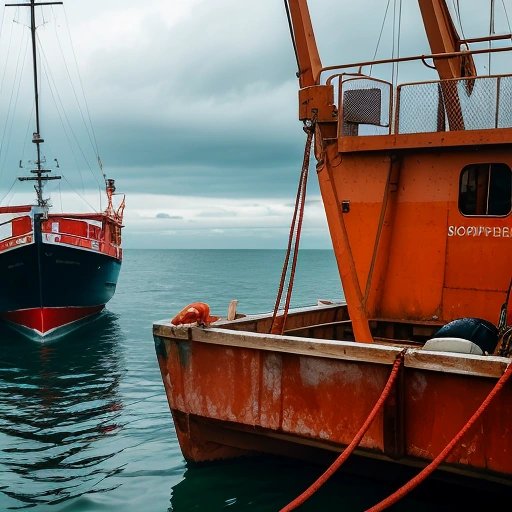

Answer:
[1,306,104,335]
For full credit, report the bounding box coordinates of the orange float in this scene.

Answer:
[171,302,219,327]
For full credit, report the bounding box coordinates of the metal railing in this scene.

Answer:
[0,216,32,242]
[396,74,512,134]
[333,73,512,137]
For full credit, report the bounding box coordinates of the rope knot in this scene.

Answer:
[302,116,317,135]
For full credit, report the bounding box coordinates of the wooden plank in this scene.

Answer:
[154,299,511,378]
[284,319,353,333]
[155,303,347,335]
[373,337,422,348]
[405,349,509,378]
[154,321,402,365]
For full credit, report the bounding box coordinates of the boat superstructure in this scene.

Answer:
[153,0,512,497]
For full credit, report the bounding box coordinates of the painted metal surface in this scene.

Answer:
[2,305,104,337]
[285,0,512,337]
[320,146,512,324]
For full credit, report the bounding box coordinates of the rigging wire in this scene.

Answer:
[0,0,8,100]
[37,32,103,202]
[36,27,105,214]
[61,174,99,212]
[501,0,512,34]
[489,0,496,72]
[0,1,5,43]
[62,6,105,185]
[452,0,468,41]
[20,102,35,162]
[0,11,19,178]
[0,5,106,211]
[370,0,392,76]
[5,5,103,213]
[58,179,62,212]
[52,5,103,190]
[269,120,314,336]
[0,27,30,181]
[390,0,402,89]
[391,0,396,89]
[283,0,300,82]
[394,0,403,87]
[0,177,19,205]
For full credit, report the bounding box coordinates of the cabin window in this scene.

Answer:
[459,163,512,216]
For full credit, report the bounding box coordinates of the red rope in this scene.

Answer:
[280,355,404,512]
[366,362,512,512]
[270,122,314,335]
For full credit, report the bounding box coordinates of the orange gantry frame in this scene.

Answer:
[286,0,512,342]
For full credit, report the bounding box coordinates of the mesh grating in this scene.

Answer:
[338,77,391,136]
[397,75,512,134]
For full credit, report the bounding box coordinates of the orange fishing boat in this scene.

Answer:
[154,0,512,503]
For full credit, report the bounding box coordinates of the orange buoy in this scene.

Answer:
[171,302,219,327]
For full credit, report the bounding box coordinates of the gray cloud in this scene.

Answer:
[0,0,503,248]
[156,212,182,219]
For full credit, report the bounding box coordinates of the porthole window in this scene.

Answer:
[459,163,512,216]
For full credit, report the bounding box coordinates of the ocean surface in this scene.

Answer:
[0,249,507,511]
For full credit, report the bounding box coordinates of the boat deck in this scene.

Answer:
[154,302,508,378]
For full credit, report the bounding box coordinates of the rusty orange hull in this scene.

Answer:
[154,304,512,485]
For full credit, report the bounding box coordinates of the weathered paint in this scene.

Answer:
[154,312,512,483]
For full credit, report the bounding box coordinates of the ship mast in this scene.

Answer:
[6,0,62,207]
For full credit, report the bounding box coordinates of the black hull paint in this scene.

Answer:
[0,241,121,312]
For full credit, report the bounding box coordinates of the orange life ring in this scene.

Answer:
[171,302,219,326]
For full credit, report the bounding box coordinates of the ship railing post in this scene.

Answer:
[495,76,501,129]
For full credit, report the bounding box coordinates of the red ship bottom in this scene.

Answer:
[1,305,104,337]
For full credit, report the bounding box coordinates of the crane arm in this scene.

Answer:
[285,0,322,87]
[418,0,476,79]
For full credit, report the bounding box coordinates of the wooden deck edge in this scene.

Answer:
[405,349,510,378]
[154,302,346,331]
[154,322,405,365]
[154,320,511,377]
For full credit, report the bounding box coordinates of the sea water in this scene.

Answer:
[0,250,506,511]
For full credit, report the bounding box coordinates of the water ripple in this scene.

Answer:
[0,313,126,509]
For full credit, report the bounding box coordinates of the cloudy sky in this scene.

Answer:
[0,0,509,248]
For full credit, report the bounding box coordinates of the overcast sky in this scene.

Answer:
[0,0,509,248]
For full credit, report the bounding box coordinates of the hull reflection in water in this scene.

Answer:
[0,312,125,509]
